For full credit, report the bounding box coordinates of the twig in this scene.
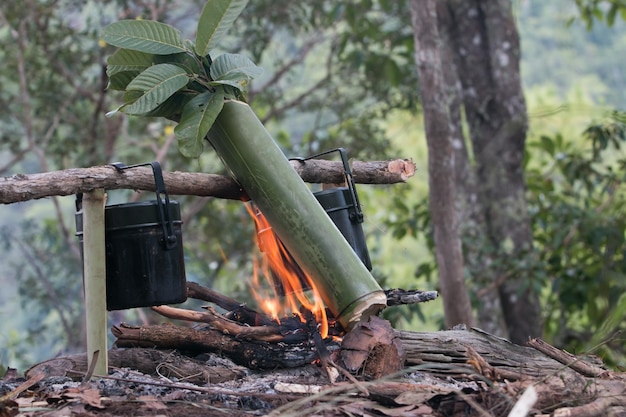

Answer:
[0,371,45,402]
[385,289,438,306]
[528,338,608,378]
[150,305,284,342]
[186,281,276,326]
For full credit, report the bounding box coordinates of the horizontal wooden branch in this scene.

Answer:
[0,159,416,204]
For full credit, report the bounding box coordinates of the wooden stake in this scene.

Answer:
[82,189,108,377]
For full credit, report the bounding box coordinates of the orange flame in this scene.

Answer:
[245,202,329,339]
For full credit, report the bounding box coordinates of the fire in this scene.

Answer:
[245,202,329,339]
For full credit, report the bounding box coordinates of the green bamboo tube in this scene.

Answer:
[82,189,109,377]
[208,100,386,330]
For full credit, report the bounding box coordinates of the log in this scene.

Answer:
[0,159,416,204]
[110,322,563,380]
[111,323,337,369]
[150,305,286,342]
[398,327,571,380]
[385,288,439,306]
[25,348,246,384]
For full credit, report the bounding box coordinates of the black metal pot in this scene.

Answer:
[75,162,187,310]
[314,186,372,270]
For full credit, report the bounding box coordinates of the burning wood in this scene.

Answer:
[111,281,432,377]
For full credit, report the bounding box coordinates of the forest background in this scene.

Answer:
[0,0,625,373]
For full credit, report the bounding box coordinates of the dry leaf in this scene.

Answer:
[137,395,168,410]
[62,388,104,409]
[0,399,18,417]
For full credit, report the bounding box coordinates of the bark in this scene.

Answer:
[438,0,542,343]
[431,0,542,342]
[436,2,508,338]
[410,0,474,328]
[0,159,415,204]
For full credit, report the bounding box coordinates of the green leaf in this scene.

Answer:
[122,89,144,103]
[607,3,618,26]
[143,92,195,118]
[195,0,249,57]
[101,20,185,55]
[154,52,202,75]
[540,135,555,156]
[122,64,189,115]
[107,71,141,91]
[106,49,154,91]
[106,49,154,76]
[175,90,225,157]
[209,53,262,90]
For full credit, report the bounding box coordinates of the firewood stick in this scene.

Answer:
[111,323,328,369]
[188,282,437,324]
[0,159,416,204]
[186,281,276,326]
[151,305,284,342]
[384,289,439,306]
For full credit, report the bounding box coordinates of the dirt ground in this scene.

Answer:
[0,351,471,417]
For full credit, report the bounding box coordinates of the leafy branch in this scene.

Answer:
[101,0,261,158]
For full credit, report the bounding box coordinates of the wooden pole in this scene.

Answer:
[0,159,416,205]
[81,189,108,377]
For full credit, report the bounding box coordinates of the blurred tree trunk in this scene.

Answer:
[409,0,474,329]
[411,0,542,343]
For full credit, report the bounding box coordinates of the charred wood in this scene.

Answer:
[385,288,439,306]
[186,281,277,327]
[111,323,339,370]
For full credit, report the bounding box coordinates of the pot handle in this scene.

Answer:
[111,161,178,249]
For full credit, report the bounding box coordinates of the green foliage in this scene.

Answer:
[195,0,250,56]
[572,0,626,28]
[230,0,417,159]
[121,64,190,115]
[0,219,84,358]
[519,0,626,109]
[526,112,626,366]
[101,20,186,54]
[175,91,224,157]
[101,0,260,158]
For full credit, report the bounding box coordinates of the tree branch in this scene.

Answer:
[0,159,416,204]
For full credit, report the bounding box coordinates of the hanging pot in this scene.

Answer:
[298,148,372,270]
[75,162,187,310]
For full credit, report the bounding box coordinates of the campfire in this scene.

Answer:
[119,196,433,378]
[247,202,331,339]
